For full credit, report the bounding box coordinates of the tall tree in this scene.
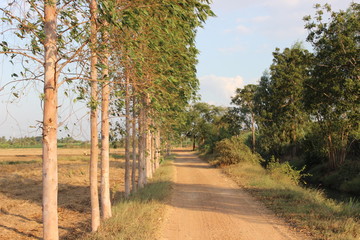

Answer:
[100,21,112,219]
[42,1,59,239]
[89,0,100,231]
[254,44,311,158]
[303,3,360,168]
[1,1,89,238]
[231,84,258,153]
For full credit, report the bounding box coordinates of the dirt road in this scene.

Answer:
[161,150,307,240]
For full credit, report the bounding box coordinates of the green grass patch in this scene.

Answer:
[0,160,38,165]
[82,156,174,240]
[223,161,360,240]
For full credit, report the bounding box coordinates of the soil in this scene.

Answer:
[0,148,125,240]
[161,149,309,240]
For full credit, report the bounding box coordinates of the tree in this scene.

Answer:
[231,84,258,152]
[253,44,311,158]
[89,0,100,231]
[1,0,89,238]
[303,3,360,169]
[42,1,59,239]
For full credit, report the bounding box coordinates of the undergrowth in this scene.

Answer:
[82,157,174,240]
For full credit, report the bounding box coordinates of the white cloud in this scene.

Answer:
[235,24,251,34]
[199,75,244,106]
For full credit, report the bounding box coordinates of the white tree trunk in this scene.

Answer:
[100,25,112,219]
[125,71,131,197]
[43,2,59,239]
[131,94,137,193]
[90,0,100,231]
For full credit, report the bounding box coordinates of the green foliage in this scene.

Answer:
[254,44,312,158]
[213,135,262,166]
[321,161,360,195]
[303,3,360,168]
[266,156,309,185]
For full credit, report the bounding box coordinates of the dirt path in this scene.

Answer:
[161,149,307,240]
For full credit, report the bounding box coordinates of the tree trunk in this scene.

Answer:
[143,95,152,180]
[291,122,297,157]
[192,136,196,151]
[155,130,160,170]
[90,0,100,232]
[131,94,137,193]
[124,71,131,197]
[43,2,59,239]
[251,112,256,153]
[151,130,155,174]
[138,104,146,188]
[100,25,111,219]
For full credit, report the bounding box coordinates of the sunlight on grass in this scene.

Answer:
[223,162,360,240]
[82,157,174,240]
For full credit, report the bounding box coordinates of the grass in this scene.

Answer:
[0,160,39,165]
[223,161,360,240]
[82,156,174,240]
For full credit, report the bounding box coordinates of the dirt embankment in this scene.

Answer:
[161,150,309,240]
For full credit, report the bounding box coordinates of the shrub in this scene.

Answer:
[213,135,262,166]
[266,156,309,185]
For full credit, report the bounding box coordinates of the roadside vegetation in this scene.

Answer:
[82,157,174,240]
[207,135,360,240]
[185,3,359,198]
[185,3,359,240]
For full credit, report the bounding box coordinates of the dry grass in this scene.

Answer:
[0,148,125,240]
[223,162,360,240]
[82,157,174,240]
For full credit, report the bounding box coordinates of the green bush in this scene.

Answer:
[321,161,360,194]
[340,175,360,195]
[213,135,262,166]
[266,156,309,185]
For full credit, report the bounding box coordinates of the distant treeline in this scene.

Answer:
[0,136,90,148]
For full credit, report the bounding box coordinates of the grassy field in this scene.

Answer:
[0,148,125,240]
[222,161,360,240]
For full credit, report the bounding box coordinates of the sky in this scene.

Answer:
[0,0,357,139]
[197,0,357,106]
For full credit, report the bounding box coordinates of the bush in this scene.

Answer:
[266,156,309,185]
[213,135,262,166]
[340,175,360,195]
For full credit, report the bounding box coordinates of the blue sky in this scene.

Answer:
[0,0,357,138]
[197,0,357,106]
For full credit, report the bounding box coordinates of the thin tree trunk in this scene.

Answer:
[192,136,196,151]
[145,101,152,180]
[131,94,137,193]
[43,2,59,239]
[138,104,146,188]
[125,71,131,197]
[155,130,160,169]
[90,0,100,232]
[100,24,111,219]
[251,112,256,153]
[151,130,155,174]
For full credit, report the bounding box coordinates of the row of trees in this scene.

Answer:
[0,0,213,239]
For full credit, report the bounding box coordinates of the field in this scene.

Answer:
[0,148,125,240]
